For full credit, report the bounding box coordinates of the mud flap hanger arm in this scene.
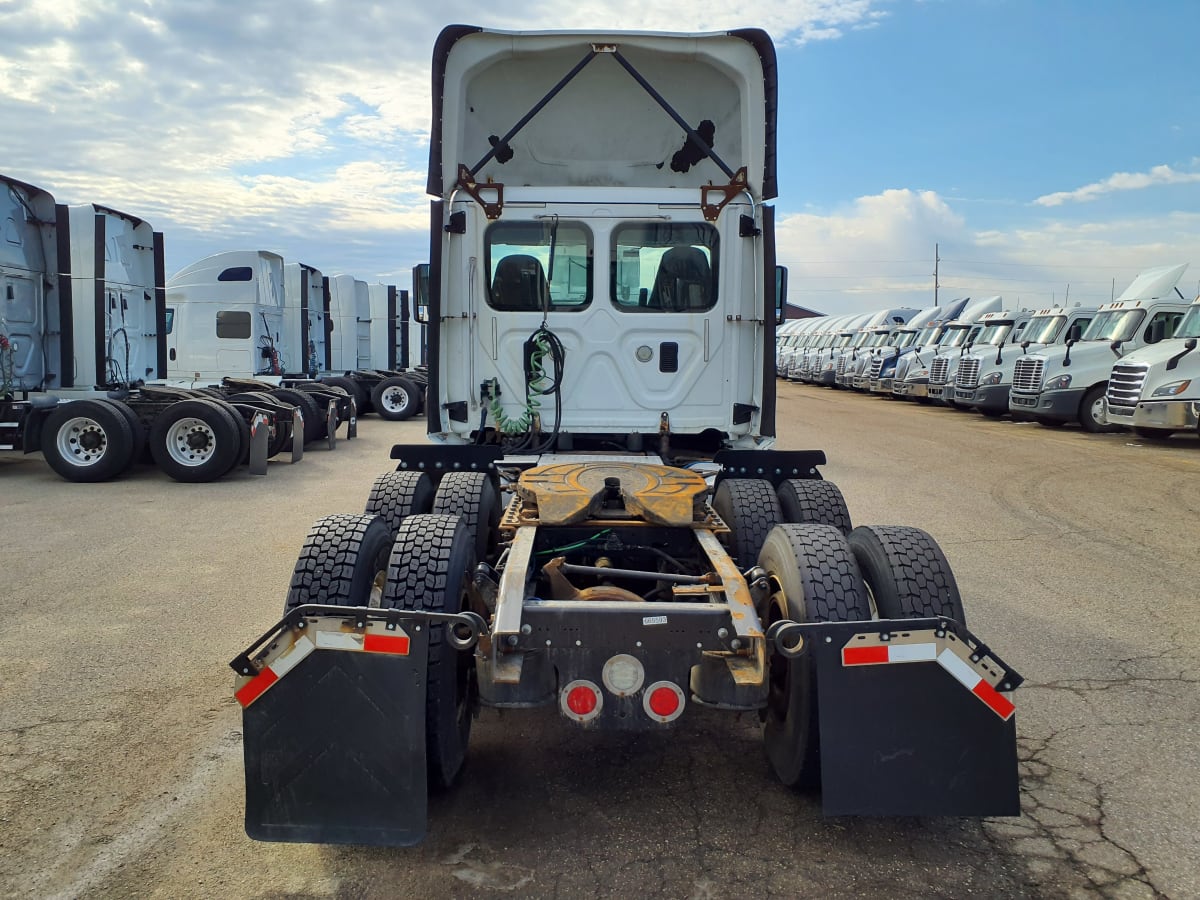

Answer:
[458,43,746,221]
[229,604,486,677]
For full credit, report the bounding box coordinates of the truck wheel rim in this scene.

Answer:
[381,386,408,412]
[57,416,107,466]
[166,417,217,466]
[1090,396,1105,423]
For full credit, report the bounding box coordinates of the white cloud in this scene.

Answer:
[1,0,890,283]
[1034,164,1200,207]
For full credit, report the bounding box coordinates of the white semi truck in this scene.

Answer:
[868,298,970,396]
[1102,291,1200,438]
[936,308,1033,413]
[1009,265,1190,431]
[1,174,282,482]
[952,305,1097,417]
[324,272,427,420]
[232,26,1023,847]
[915,297,1004,404]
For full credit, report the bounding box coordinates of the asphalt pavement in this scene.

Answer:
[1,385,1196,899]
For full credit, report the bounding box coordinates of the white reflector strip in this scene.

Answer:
[937,647,982,691]
[314,631,365,652]
[887,642,938,663]
[269,634,315,678]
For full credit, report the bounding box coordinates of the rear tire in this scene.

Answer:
[848,525,966,625]
[99,399,145,474]
[759,524,871,788]
[272,388,323,444]
[40,399,134,482]
[323,375,371,415]
[711,478,782,567]
[365,471,435,535]
[284,514,393,613]
[148,398,240,483]
[371,376,420,421]
[384,513,477,790]
[776,479,851,536]
[432,471,499,563]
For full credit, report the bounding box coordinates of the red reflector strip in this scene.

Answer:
[973,679,1016,721]
[842,643,936,666]
[235,667,278,708]
[843,645,890,665]
[363,633,411,656]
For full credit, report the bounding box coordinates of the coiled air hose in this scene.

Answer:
[487,324,565,451]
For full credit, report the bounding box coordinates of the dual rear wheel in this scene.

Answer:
[756,487,964,789]
[285,488,483,790]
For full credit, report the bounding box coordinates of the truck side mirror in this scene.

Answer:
[1066,323,1082,344]
[412,263,430,324]
[775,266,788,324]
[1147,318,1165,344]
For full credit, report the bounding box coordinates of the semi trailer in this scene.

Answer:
[232,26,1022,847]
[1009,265,1190,431]
[1,174,284,482]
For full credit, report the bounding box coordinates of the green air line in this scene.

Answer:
[488,329,552,435]
[535,529,613,556]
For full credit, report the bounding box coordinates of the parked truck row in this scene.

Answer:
[777,263,1198,440]
[1,173,430,482]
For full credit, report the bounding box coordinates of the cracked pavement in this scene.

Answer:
[1,386,1198,898]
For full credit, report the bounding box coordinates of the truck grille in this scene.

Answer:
[836,355,848,375]
[956,358,980,389]
[869,356,885,378]
[1106,364,1148,408]
[1012,357,1044,393]
[929,358,949,385]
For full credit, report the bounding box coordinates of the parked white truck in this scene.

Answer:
[232,26,1023,847]
[941,308,1033,414]
[1009,265,1190,431]
[918,297,1005,404]
[868,298,970,396]
[952,305,1097,417]
[840,309,919,391]
[1,174,280,482]
[1102,289,1200,438]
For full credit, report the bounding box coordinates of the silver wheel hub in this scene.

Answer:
[381,386,408,412]
[56,416,108,467]
[165,417,218,466]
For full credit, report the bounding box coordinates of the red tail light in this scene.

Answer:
[643,681,685,723]
[560,680,603,723]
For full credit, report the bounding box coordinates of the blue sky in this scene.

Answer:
[2,0,1198,314]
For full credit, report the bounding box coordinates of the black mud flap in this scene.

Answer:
[804,618,1021,817]
[232,607,483,846]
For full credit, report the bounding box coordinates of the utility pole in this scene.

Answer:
[933,243,940,304]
